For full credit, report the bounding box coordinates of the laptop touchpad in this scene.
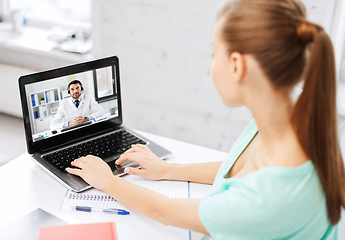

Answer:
[107,160,140,176]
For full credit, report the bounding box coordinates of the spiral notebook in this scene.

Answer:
[61,175,190,240]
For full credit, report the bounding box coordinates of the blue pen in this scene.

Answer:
[75,206,130,215]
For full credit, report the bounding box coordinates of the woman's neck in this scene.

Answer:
[252,91,294,143]
[247,89,308,166]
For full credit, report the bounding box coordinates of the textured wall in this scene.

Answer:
[91,0,334,152]
[0,0,333,152]
[92,0,253,152]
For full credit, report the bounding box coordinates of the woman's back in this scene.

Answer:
[199,120,336,239]
[211,0,345,228]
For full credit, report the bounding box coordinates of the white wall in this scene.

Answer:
[90,0,335,152]
[91,0,254,152]
[0,0,336,152]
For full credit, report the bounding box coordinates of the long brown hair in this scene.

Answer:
[218,0,345,225]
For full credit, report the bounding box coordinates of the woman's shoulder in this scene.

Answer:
[199,161,331,239]
[233,161,323,204]
[210,161,326,219]
[207,161,324,210]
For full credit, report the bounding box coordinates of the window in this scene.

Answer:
[93,66,117,103]
[1,0,91,29]
[0,0,92,55]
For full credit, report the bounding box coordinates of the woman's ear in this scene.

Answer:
[229,52,246,83]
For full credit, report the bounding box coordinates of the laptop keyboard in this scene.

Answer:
[43,130,146,171]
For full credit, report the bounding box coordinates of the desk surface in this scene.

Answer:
[0,130,227,239]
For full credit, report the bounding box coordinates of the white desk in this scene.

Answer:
[0,130,227,239]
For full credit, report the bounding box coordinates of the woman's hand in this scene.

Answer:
[66,155,114,192]
[116,144,169,180]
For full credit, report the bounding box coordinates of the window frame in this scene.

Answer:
[92,66,117,103]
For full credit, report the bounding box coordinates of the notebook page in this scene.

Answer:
[61,175,189,240]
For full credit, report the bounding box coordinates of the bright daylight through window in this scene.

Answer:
[0,0,92,54]
[8,0,91,27]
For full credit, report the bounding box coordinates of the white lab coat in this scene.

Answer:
[50,94,104,130]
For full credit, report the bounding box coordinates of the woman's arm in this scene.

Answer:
[116,144,222,184]
[163,162,222,184]
[66,156,209,234]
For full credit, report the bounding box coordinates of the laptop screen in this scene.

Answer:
[19,56,122,153]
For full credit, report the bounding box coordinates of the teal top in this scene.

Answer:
[198,120,337,240]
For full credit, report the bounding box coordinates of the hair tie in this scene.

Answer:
[296,21,321,43]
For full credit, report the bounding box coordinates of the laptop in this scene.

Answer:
[18,56,172,192]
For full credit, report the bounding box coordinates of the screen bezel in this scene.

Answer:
[18,56,122,154]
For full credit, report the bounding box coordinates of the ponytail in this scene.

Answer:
[218,0,345,225]
[292,21,345,225]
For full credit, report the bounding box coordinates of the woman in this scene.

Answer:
[67,0,345,239]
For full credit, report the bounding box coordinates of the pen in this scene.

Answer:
[74,206,130,215]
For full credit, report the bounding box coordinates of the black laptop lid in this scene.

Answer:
[18,56,123,154]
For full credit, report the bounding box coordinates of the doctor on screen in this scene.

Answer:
[50,80,104,130]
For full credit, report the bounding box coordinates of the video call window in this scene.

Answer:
[25,65,119,142]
